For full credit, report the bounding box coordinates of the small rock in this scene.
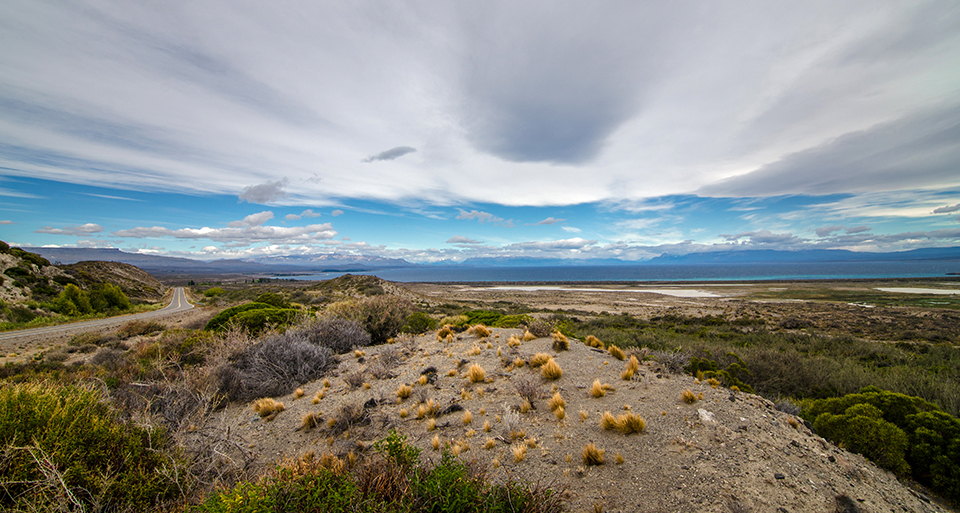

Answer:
[729,394,737,402]
[698,409,716,424]
[828,455,836,463]
[774,473,786,480]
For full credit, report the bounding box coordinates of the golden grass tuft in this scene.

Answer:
[788,417,799,430]
[417,404,427,420]
[616,412,646,434]
[362,383,371,390]
[399,408,409,418]
[615,453,625,465]
[485,438,497,450]
[431,434,440,451]
[590,379,606,398]
[541,358,563,380]
[427,418,436,431]
[312,390,324,404]
[497,346,502,357]
[299,412,321,431]
[253,398,285,420]
[512,443,528,462]
[548,392,566,412]
[522,330,537,342]
[622,355,640,380]
[483,420,493,432]
[582,443,605,466]
[551,331,569,351]
[354,349,365,358]
[323,378,331,388]
[579,410,589,422]
[461,388,472,400]
[417,374,428,386]
[600,411,618,430]
[294,388,304,399]
[467,364,486,383]
[446,369,457,377]
[520,400,531,414]
[437,326,454,341]
[584,335,604,349]
[681,389,698,404]
[468,324,492,338]
[706,377,720,389]
[462,410,473,424]
[465,429,476,437]
[554,406,566,421]
[513,357,526,368]
[529,353,551,367]
[608,345,626,361]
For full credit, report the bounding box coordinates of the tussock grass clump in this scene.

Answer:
[529,353,551,367]
[615,453,625,464]
[616,412,646,434]
[549,392,566,412]
[541,358,563,380]
[432,434,441,450]
[485,438,497,450]
[330,403,368,435]
[294,388,305,399]
[437,325,454,341]
[513,357,526,368]
[706,377,720,389]
[622,355,640,380]
[483,420,492,432]
[522,330,537,342]
[516,377,544,405]
[584,335,604,349]
[582,443,605,466]
[468,324,492,338]
[608,345,626,361]
[681,389,698,404]
[513,443,528,462]
[399,408,409,418]
[554,406,566,421]
[254,398,285,420]
[299,412,321,431]
[396,384,413,401]
[462,410,473,424]
[600,411,618,430]
[590,379,607,398]
[551,331,569,352]
[579,410,589,422]
[467,364,486,383]
[508,335,522,347]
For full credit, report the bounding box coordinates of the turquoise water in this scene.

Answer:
[274,261,960,282]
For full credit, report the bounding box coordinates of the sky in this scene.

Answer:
[1,1,959,263]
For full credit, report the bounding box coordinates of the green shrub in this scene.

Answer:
[205,302,273,331]
[906,411,960,502]
[401,312,437,334]
[0,382,182,510]
[90,282,132,312]
[464,310,504,326]
[230,307,299,336]
[492,314,533,328]
[255,292,291,309]
[204,287,226,297]
[54,283,93,316]
[813,403,911,476]
[804,386,939,428]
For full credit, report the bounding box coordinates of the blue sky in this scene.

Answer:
[1,2,959,263]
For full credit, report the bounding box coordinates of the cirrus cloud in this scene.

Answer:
[35,223,104,236]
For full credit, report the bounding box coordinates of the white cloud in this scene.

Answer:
[0,220,13,225]
[933,203,960,214]
[2,2,956,207]
[286,209,322,220]
[34,223,104,236]
[227,211,274,227]
[112,222,336,244]
[533,217,565,225]
[446,236,483,244]
[331,210,344,217]
[561,226,581,233]
[815,225,844,237]
[456,209,514,227]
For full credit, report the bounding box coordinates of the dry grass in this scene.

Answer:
[615,453,625,464]
[399,408,409,418]
[294,388,304,399]
[427,418,436,431]
[312,390,325,404]
[483,420,492,432]
[431,434,440,450]
[299,412,321,431]
[344,371,364,389]
[681,389,698,404]
[417,374,428,386]
[554,406,566,421]
[253,398,285,420]
[600,411,618,430]
[579,410,589,422]
[608,345,626,361]
[323,378,331,388]
[706,378,720,389]
[437,326,454,341]
[467,324,492,338]
[582,443,605,466]
[541,358,563,380]
[507,335,522,347]
[522,330,537,342]
[616,412,646,434]
[485,438,497,450]
[622,355,640,380]
[590,379,606,398]
[551,331,569,351]
[548,392,566,412]
[520,400,532,414]
[513,443,528,462]
[462,410,473,425]
[467,364,486,383]
[584,335,604,349]
[529,353,551,367]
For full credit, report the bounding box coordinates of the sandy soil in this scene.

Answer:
[209,327,947,512]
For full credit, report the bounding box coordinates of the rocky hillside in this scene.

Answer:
[0,241,164,305]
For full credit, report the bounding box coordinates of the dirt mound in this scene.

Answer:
[209,328,947,512]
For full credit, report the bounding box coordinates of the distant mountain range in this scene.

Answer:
[23,246,960,275]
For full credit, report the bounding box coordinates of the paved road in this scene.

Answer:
[0,287,194,341]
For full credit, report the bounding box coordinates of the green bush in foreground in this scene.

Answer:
[196,430,563,513]
[401,312,437,334]
[0,382,182,510]
[205,302,273,331]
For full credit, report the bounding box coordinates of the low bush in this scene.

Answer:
[204,302,273,331]
[492,314,533,328]
[0,382,183,510]
[116,319,166,339]
[401,312,437,334]
[203,287,226,297]
[301,317,370,353]
[229,307,300,335]
[327,295,415,344]
[813,403,911,476]
[214,331,334,402]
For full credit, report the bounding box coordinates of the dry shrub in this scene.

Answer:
[554,406,566,421]
[526,319,554,338]
[582,443,605,466]
[529,353,551,367]
[515,377,544,405]
[396,384,412,401]
[467,324,492,338]
[681,389,697,404]
[462,410,473,425]
[584,335,604,349]
[344,371,364,389]
[616,412,646,434]
[325,295,415,345]
[600,411,618,430]
[253,398,285,420]
[301,317,370,354]
[299,412,321,431]
[549,392,566,412]
[369,362,394,380]
[651,349,691,374]
[484,438,497,450]
[622,355,640,381]
[522,330,537,342]
[608,345,626,361]
[541,358,563,380]
[330,402,368,434]
[467,364,486,383]
[590,379,606,398]
[551,331,569,352]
